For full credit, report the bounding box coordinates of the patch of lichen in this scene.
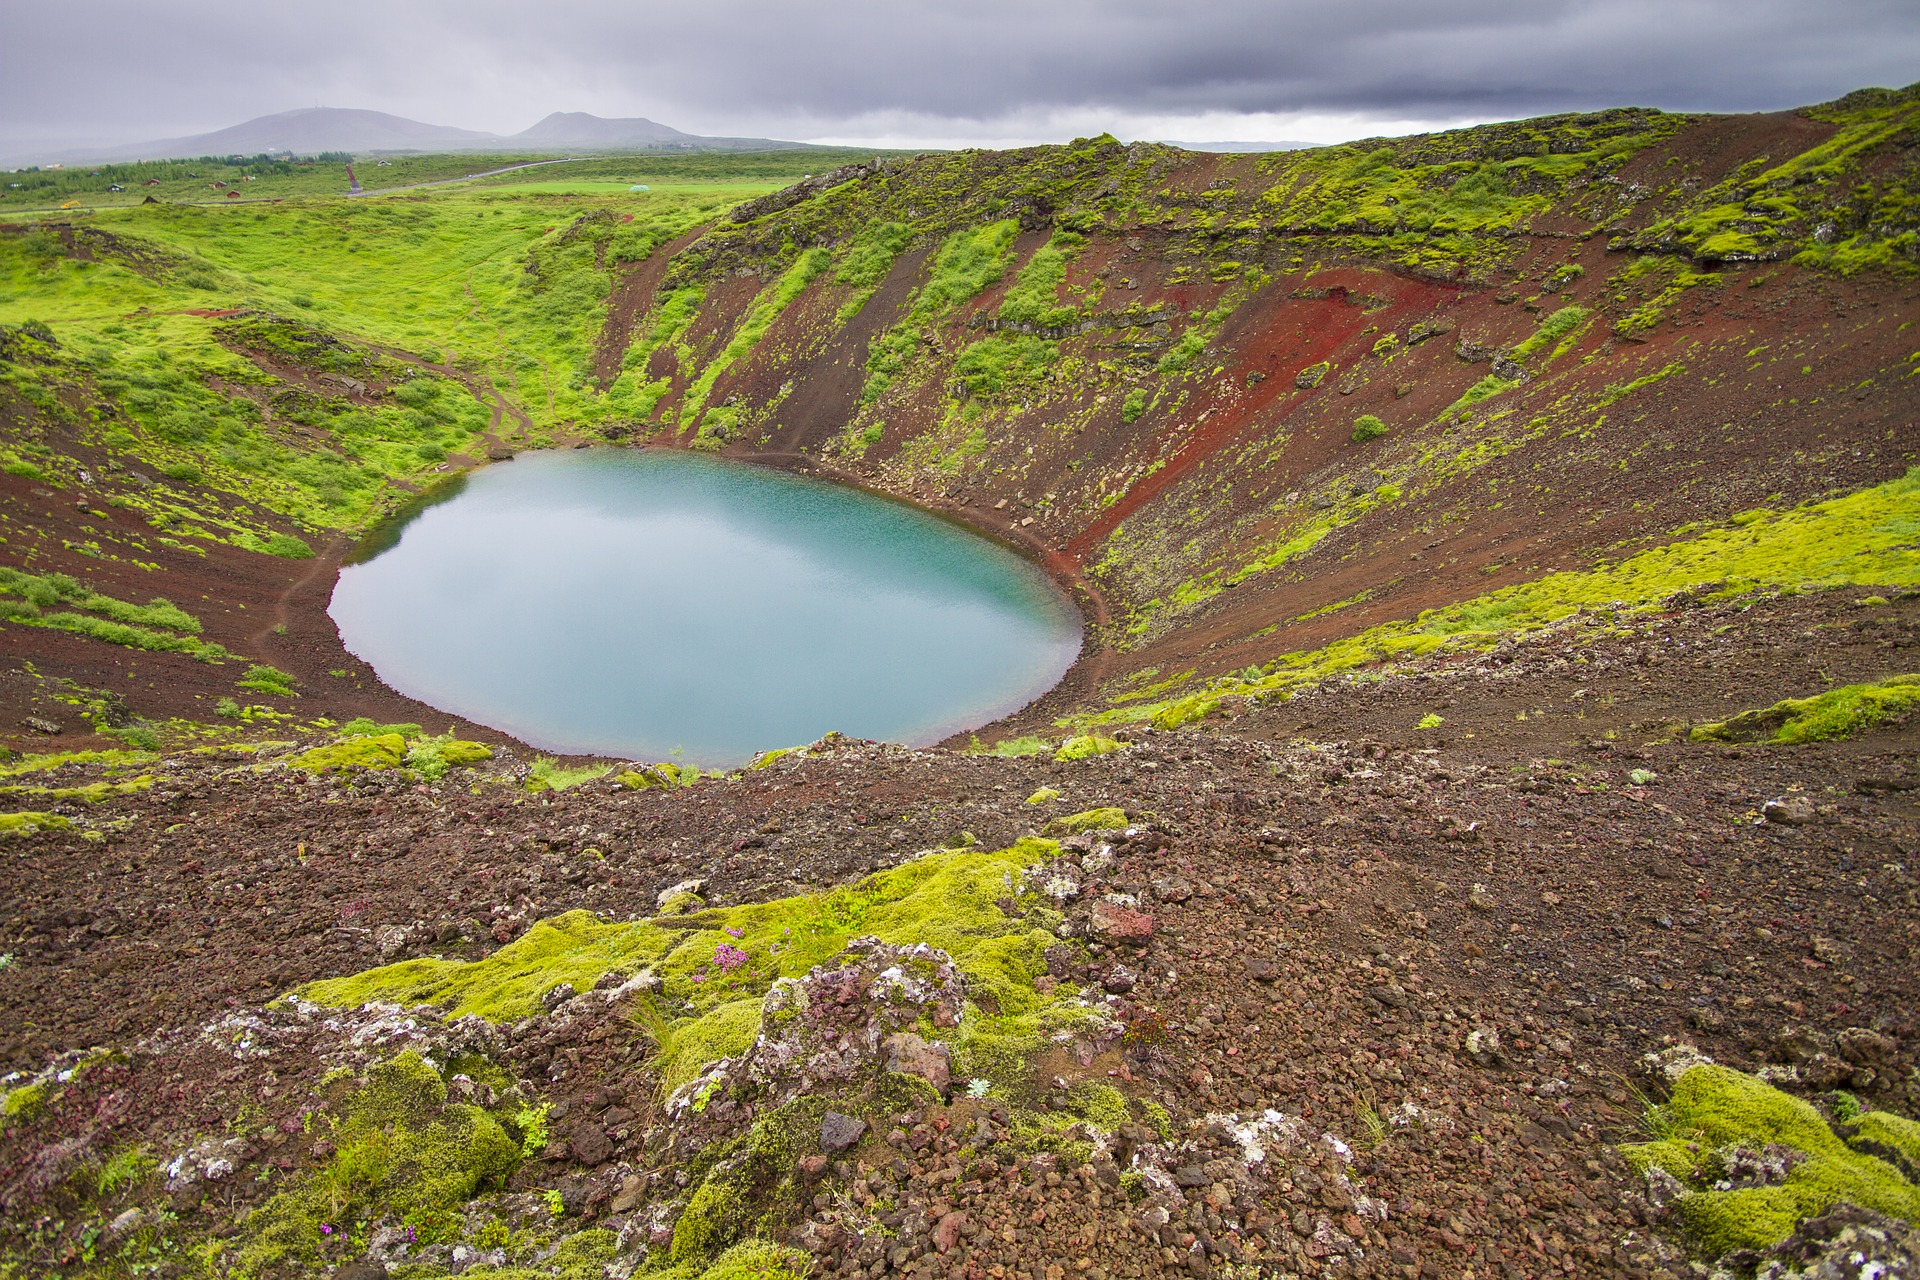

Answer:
[1081,466,1920,730]
[1620,1064,1920,1256]
[228,1051,521,1277]
[1692,674,1920,744]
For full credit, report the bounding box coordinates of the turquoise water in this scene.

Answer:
[329,449,1081,766]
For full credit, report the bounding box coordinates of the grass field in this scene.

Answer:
[0,150,880,547]
[0,180,782,442]
[0,147,899,213]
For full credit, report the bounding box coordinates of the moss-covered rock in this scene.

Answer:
[0,810,71,836]
[1045,806,1128,835]
[1690,674,1920,744]
[289,732,408,772]
[232,1051,521,1276]
[1621,1063,1920,1256]
[1052,735,1124,763]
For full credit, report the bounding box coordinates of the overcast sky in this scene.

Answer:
[5,0,1917,155]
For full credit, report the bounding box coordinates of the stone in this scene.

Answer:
[1088,900,1155,944]
[1152,876,1193,904]
[1244,957,1279,983]
[1467,885,1495,913]
[1101,965,1138,994]
[1764,794,1817,825]
[656,877,708,910]
[1750,1203,1918,1279]
[885,1032,952,1095]
[1836,1026,1898,1066]
[21,717,60,735]
[569,1123,612,1166]
[609,1175,645,1214]
[1810,935,1856,965]
[821,1111,867,1153]
[1464,1028,1504,1068]
[335,1263,389,1280]
[933,1210,968,1254]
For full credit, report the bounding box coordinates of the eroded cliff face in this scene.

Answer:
[589,94,1918,731]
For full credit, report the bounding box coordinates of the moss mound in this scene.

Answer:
[289,732,409,772]
[1691,674,1920,744]
[233,1051,520,1276]
[1044,806,1128,835]
[1621,1064,1920,1256]
[301,839,1090,1099]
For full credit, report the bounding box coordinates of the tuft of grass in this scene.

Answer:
[1351,414,1388,443]
[525,756,612,792]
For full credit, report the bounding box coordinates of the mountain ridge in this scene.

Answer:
[9,105,812,166]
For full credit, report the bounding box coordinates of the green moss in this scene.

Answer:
[657,997,764,1095]
[1351,414,1388,443]
[1052,735,1124,763]
[236,663,298,697]
[967,735,1051,757]
[0,775,153,805]
[1851,1110,1920,1172]
[1092,467,1920,730]
[288,732,408,773]
[233,1051,521,1276]
[1691,674,1920,744]
[695,1239,810,1280]
[1511,305,1590,360]
[1120,388,1148,423]
[404,735,493,780]
[674,1178,746,1262]
[303,840,1091,1108]
[1,1081,47,1120]
[1619,1064,1920,1256]
[302,910,672,1022]
[834,221,914,289]
[1045,807,1127,835]
[1026,786,1061,805]
[0,811,71,836]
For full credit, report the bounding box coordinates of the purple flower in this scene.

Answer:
[321,1224,334,1236]
[714,943,750,972]
[690,973,706,983]
[725,926,744,938]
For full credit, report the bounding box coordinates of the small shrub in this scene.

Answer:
[1351,415,1389,443]
[1120,388,1148,423]
[237,664,298,698]
[160,461,202,483]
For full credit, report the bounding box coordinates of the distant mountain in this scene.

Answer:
[12,107,809,167]
[507,112,809,153]
[511,112,694,148]
[40,108,498,165]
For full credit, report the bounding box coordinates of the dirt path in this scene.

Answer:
[590,224,709,389]
[348,156,589,199]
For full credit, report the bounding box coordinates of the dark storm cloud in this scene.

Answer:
[4,0,1917,155]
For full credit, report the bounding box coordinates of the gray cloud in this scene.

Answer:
[4,0,1917,155]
